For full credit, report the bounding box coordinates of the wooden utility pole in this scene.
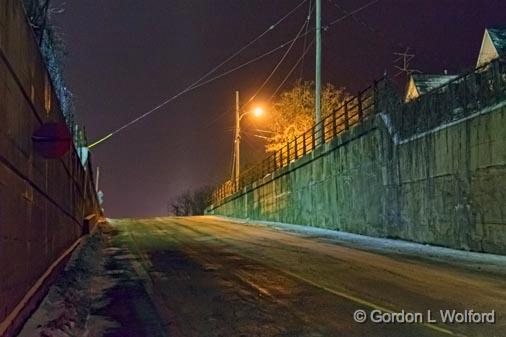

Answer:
[315,0,322,142]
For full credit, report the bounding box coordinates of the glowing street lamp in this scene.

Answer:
[253,106,264,117]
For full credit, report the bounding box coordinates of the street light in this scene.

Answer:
[253,107,264,117]
[233,91,264,186]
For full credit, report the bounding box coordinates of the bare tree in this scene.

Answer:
[168,186,213,216]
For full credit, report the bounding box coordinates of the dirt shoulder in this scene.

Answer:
[17,223,168,337]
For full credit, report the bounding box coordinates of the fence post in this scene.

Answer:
[310,126,315,150]
[357,93,363,120]
[332,110,337,137]
[286,142,290,165]
[463,75,469,113]
[294,138,298,159]
[303,132,307,155]
[344,102,349,130]
[320,120,325,145]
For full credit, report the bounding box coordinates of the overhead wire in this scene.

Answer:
[268,3,316,103]
[244,12,310,107]
[229,13,312,177]
[211,0,382,178]
[328,0,419,77]
[330,0,403,49]
[241,131,267,155]
[270,38,315,102]
[188,0,309,90]
[89,0,381,149]
[325,0,380,28]
[233,4,311,178]
[169,0,379,151]
[191,0,380,102]
[299,0,313,78]
[88,0,308,149]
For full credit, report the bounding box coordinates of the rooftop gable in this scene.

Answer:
[412,74,457,95]
[477,28,506,67]
[405,74,457,102]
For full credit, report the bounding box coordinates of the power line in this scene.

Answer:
[329,0,406,50]
[329,0,420,77]
[299,0,314,78]
[231,15,309,182]
[188,0,309,91]
[270,38,315,101]
[88,0,308,148]
[265,1,380,102]
[245,14,310,106]
[89,0,380,149]
[180,41,295,95]
[325,0,380,28]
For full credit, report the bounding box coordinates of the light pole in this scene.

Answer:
[232,91,264,186]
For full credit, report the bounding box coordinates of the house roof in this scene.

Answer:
[487,28,506,56]
[410,74,458,96]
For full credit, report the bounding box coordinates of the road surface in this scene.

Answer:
[104,216,505,337]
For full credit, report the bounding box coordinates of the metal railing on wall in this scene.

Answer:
[389,57,506,139]
[210,57,506,207]
[210,77,389,205]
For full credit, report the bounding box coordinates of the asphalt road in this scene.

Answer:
[106,216,505,337]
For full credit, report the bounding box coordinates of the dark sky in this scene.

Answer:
[52,0,506,218]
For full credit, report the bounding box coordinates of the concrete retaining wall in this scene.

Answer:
[0,1,101,335]
[208,102,506,255]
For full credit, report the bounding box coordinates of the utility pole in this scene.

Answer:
[315,0,322,142]
[234,91,241,186]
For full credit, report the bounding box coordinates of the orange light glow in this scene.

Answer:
[253,107,264,117]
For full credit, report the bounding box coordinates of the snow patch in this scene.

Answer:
[215,216,506,274]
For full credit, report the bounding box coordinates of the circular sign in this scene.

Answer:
[32,122,72,159]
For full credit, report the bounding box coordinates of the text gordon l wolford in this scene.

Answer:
[356,309,496,324]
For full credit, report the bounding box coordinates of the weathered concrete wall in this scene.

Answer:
[393,103,506,253]
[0,0,101,335]
[208,102,506,255]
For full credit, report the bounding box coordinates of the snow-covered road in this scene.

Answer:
[19,216,506,337]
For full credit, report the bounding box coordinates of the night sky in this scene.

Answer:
[52,0,506,217]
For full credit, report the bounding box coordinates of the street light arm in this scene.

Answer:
[239,106,264,121]
[239,111,250,121]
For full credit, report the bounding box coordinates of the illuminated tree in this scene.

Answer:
[265,80,349,152]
